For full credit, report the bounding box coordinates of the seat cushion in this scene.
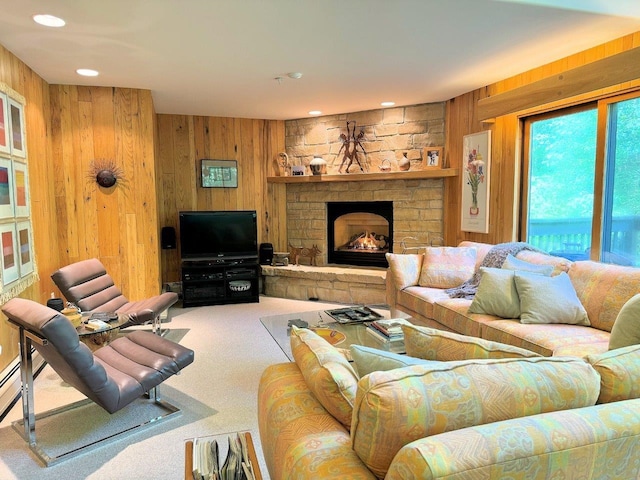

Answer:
[351,356,600,478]
[290,326,359,429]
[480,319,611,357]
[397,286,452,320]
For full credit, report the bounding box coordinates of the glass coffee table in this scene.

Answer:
[260,306,412,361]
[76,313,131,350]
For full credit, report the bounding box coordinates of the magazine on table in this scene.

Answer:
[369,318,413,338]
[325,306,384,324]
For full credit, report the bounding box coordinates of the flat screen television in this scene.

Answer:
[179,210,258,260]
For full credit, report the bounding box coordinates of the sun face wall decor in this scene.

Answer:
[88,159,125,188]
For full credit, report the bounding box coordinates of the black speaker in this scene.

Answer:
[161,226,176,249]
[259,243,274,265]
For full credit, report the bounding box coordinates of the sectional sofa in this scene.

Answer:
[386,241,640,357]
[258,325,640,479]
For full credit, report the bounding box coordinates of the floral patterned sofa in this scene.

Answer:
[386,241,640,357]
[257,326,640,479]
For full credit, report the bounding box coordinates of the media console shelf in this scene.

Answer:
[181,258,259,307]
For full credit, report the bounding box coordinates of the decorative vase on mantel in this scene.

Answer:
[398,152,410,171]
[309,156,327,175]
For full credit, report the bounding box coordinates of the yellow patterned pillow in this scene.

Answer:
[290,326,359,428]
[586,344,640,404]
[351,357,600,478]
[385,252,423,290]
[403,324,541,360]
[418,247,476,288]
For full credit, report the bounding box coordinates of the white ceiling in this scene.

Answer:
[0,0,639,120]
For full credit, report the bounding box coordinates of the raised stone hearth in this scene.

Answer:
[261,265,387,305]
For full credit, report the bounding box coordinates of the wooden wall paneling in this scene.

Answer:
[0,46,58,372]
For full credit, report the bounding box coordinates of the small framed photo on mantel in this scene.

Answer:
[422,147,443,169]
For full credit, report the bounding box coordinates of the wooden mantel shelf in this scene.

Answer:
[267,168,458,183]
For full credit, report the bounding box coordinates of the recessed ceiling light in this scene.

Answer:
[76,69,99,77]
[288,72,303,79]
[381,101,395,107]
[309,110,322,116]
[33,14,66,27]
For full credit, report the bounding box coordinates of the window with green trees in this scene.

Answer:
[523,92,640,267]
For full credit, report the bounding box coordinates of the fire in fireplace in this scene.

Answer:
[327,201,393,267]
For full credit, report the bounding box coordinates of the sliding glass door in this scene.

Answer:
[522,92,640,266]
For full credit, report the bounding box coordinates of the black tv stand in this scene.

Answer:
[181,257,259,307]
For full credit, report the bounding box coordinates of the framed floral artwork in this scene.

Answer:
[13,161,29,217]
[8,97,26,158]
[422,146,443,170]
[16,220,33,277]
[461,131,491,233]
[0,222,19,285]
[0,157,13,219]
[0,92,10,156]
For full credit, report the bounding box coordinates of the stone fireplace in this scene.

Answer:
[279,101,446,268]
[284,178,444,267]
[327,201,393,267]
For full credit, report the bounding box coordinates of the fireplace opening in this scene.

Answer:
[327,201,393,267]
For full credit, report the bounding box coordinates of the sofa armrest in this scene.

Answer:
[386,399,640,480]
[258,363,375,480]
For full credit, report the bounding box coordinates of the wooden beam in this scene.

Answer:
[477,46,640,120]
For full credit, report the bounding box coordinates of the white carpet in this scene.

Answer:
[0,296,344,480]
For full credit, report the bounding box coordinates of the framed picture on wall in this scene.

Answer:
[0,222,19,285]
[0,92,10,156]
[16,220,33,277]
[8,97,26,158]
[422,146,443,169]
[461,131,491,234]
[13,161,29,217]
[201,159,238,188]
[0,157,14,219]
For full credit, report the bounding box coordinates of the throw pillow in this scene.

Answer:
[385,252,423,290]
[468,267,521,318]
[609,294,640,350]
[514,271,590,326]
[290,326,359,428]
[586,344,640,403]
[502,254,554,276]
[402,324,540,360]
[418,246,476,288]
[349,344,440,377]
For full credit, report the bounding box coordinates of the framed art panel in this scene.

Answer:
[0,222,19,285]
[16,220,33,277]
[0,157,13,219]
[0,92,9,156]
[201,159,238,188]
[8,97,26,158]
[461,131,491,233]
[13,161,29,217]
[422,146,443,169]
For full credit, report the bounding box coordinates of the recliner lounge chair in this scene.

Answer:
[2,297,194,466]
[51,258,178,334]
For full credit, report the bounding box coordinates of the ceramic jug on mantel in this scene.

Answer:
[398,152,410,171]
